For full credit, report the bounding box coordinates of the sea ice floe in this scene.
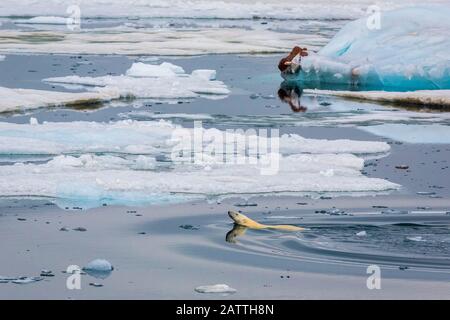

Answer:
[15,16,68,25]
[0,119,398,209]
[0,86,119,113]
[305,89,450,108]
[0,62,228,113]
[289,6,450,91]
[0,119,390,156]
[44,61,230,99]
[0,0,413,21]
[360,124,450,144]
[0,28,321,56]
[194,284,236,294]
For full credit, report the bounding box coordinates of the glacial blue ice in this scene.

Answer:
[285,6,450,91]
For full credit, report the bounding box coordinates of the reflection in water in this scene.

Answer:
[225,224,248,244]
[277,81,307,113]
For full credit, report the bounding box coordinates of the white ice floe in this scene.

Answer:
[0,28,322,56]
[0,86,119,113]
[194,284,236,294]
[356,231,367,237]
[0,55,5,61]
[0,0,429,20]
[305,89,450,108]
[0,62,228,112]
[295,6,450,91]
[360,124,450,144]
[0,119,391,156]
[44,61,229,99]
[0,119,398,208]
[15,16,68,25]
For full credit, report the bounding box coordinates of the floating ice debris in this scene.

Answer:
[179,225,199,231]
[294,6,450,91]
[15,16,68,25]
[73,227,87,232]
[11,277,43,284]
[44,62,229,100]
[399,266,409,271]
[194,284,236,294]
[417,191,436,196]
[395,165,409,170]
[83,259,113,279]
[406,236,426,242]
[249,93,260,100]
[40,270,54,277]
[59,227,69,231]
[234,202,258,207]
[381,209,408,215]
[356,231,367,237]
[89,282,103,287]
[29,117,39,126]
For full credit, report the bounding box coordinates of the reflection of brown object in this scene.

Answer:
[277,88,307,113]
[278,46,309,72]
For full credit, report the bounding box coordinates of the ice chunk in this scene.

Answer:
[288,6,450,91]
[356,231,367,237]
[44,62,230,99]
[15,16,68,25]
[195,284,236,294]
[305,89,450,108]
[0,28,321,56]
[0,120,390,156]
[0,119,398,209]
[83,259,114,279]
[360,124,450,144]
[0,86,119,113]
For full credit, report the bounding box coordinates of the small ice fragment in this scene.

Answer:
[381,209,408,215]
[194,284,236,294]
[83,259,113,272]
[89,282,103,287]
[12,277,43,284]
[234,202,258,207]
[356,231,367,237]
[73,227,87,232]
[83,259,114,279]
[395,165,409,170]
[406,236,425,242]
[416,191,436,196]
[29,117,39,125]
[40,270,54,277]
[249,93,260,99]
[179,225,199,230]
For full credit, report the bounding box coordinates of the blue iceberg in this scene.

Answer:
[283,6,450,91]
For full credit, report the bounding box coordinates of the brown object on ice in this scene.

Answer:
[278,46,308,72]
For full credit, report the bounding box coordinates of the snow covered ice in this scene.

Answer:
[0,119,398,209]
[0,61,228,113]
[286,6,450,91]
